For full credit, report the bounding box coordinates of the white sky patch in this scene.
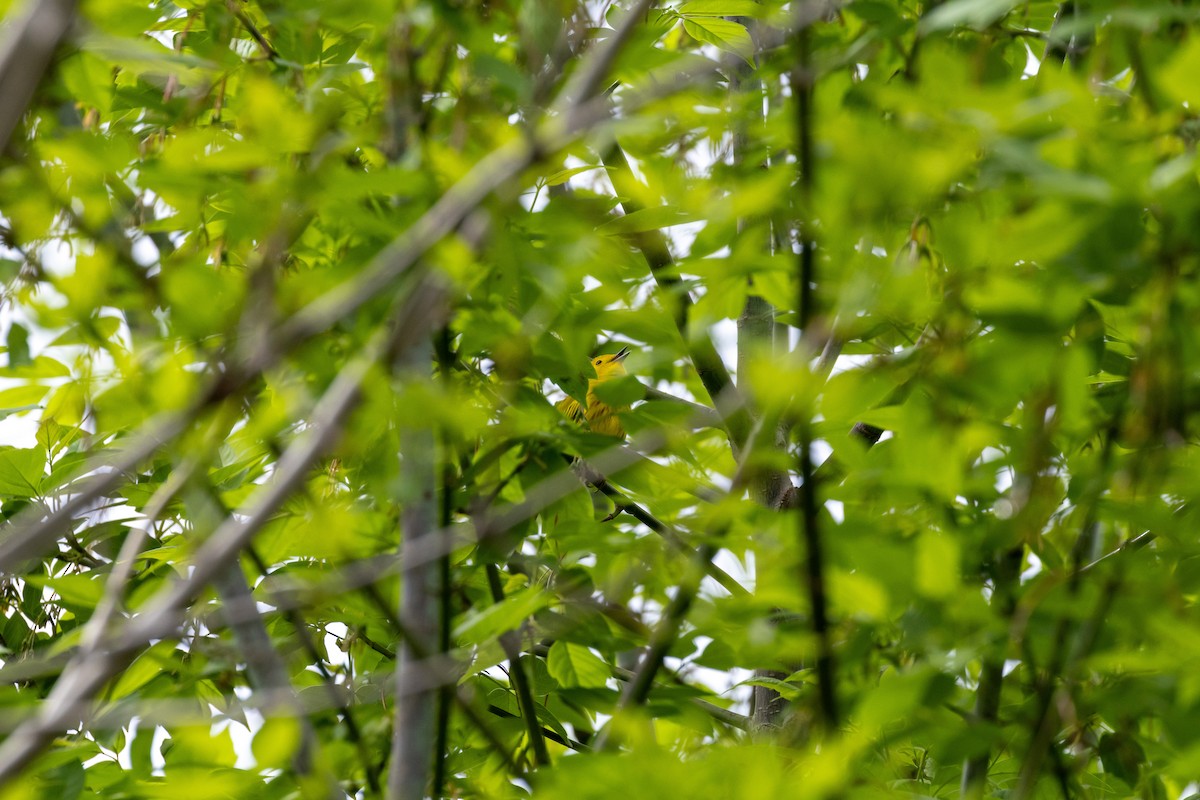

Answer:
[1022,551,1043,582]
[1024,42,1041,78]
[324,621,352,670]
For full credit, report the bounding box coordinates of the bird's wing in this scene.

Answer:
[555,396,585,424]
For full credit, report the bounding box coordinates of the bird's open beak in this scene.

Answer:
[614,346,631,361]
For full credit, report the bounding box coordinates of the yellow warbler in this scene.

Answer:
[555,346,630,437]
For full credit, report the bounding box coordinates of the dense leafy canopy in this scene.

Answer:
[1,0,1199,797]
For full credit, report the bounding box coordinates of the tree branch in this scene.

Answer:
[392,335,447,799]
[791,11,838,733]
[0,283,447,782]
[590,477,748,597]
[485,563,550,767]
[0,0,77,153]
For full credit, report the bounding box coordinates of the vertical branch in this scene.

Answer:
[390,338,444,800]
[791,15,838,732]
[963,392,1057,794]
[728,15,790,730]
[383,16,415,161]
[732,20,785,509]
[961,547,1022,797]
[484,563,550,767]
[383,13,438,792]
[430,326,456,798]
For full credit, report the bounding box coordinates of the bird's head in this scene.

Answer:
[589,346,630,382]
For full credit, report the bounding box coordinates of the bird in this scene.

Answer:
[555,346,630,437]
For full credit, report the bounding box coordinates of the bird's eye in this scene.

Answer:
[593,359,601,365]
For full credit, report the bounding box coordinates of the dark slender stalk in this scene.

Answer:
[590,478,748,597]
[792,19,838,732]
[961,547,1022,797]
[484,563,550,767]
[1040,2,1092,70]
[431,326,456,799]
[225,0,279,60]
[486,706,590,751]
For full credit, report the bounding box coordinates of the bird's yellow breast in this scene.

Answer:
[556,348,630,437]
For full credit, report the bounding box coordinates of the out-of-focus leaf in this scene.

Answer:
[681,17,755,66]
[6,323,30,368]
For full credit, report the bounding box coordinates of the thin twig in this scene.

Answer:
[591,478,748,597]
[225,0,279,60]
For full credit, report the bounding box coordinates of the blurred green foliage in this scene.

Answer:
[1,0,1199,798]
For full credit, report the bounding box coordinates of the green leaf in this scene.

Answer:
[0,446,45,497]
[0,356,71,379]
[164,725,237,768]
[914,531,961,599]
[454,585,552,646]
[47,316,122,347]
[544,165,608,187]
[1098,730,1145,787]
[110,641,177,700]
[0,384,50,411]
[547,641,611,688]
[677,0,764,17]
[252,717,303,769]
[26,573,101,611]
[590,375,644,407]
[918,0,1019,33]
[0,386,47,419]
[6,323,30,368]
[596,206,702,235]
[682,18,755,67]
[740,676,804,701]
